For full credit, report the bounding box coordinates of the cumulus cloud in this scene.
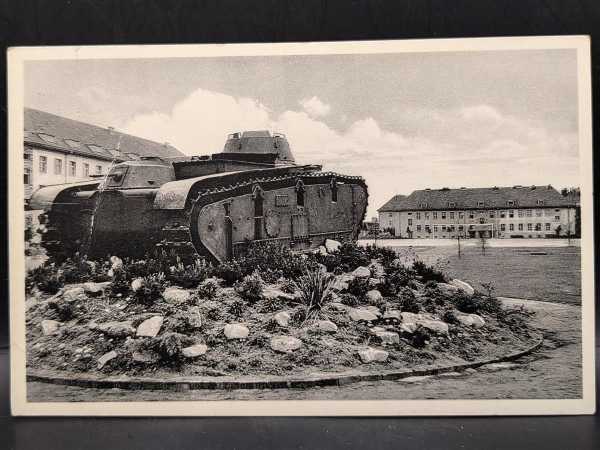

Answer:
[299,96,331,117]
[123,89,578,217]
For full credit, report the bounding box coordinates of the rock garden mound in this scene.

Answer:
[25,242,539,380]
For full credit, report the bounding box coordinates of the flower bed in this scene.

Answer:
[25,242,539,379]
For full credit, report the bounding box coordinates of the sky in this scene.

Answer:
[25,49,580,218]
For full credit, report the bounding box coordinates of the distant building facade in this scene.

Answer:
[378,185,578,239]
[24,108,184,224]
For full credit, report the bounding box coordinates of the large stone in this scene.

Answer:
[456,313,485,329]
[364,305,382,317]
[419,319,449,335]
[372,330,400,345]
[97,350,118,369]
[352,266,371,279]
[400,322,418,334]
[82,282,109,296]
[436,283,460,296]
[400,312,421,323]
[270,336,302,353]
[41,319,60,335]
[110,256,123,270]
[132,350,159,363]
[136,316,164,337]
[62,287,86,302]
[349,308,379,322]
[131,277,144,292]
[274,311,291,327]
[324,239,342,253]
[188,306,203,329]
[97,321,136,338]
[263,286,297,302]
[315,320,338,333]
[365,289,383,303]
[331,274,353,291]
[329,302,348,312]
[224,323,249,340]
[318,245,328,256]
[182,343,208,358]
[382,310,402,322]
[358,347,389,363]
[450,279,475,296]
[163,287,191,304]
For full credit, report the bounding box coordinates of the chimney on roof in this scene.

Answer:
[107,126,115,134]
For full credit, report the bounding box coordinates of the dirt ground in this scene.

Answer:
[27,297,582,401]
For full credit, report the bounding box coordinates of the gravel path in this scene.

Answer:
[27,298,582,401]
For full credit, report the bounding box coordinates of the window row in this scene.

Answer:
[411,223,557,233]
[38,156,104,176]
[406,208,562,220]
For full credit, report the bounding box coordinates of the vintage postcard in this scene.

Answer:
[8,36,595,415]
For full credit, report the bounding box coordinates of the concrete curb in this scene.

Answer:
[27,336,544,391]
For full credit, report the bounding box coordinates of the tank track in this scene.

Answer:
[157,170,368,261]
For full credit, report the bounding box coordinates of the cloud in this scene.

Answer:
[122,89,578,218]
[299,96,331,117]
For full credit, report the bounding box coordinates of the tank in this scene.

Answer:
[29,131,369,263]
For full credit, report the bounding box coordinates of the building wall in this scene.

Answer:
[27,145,114,195]
[379,207,577,239]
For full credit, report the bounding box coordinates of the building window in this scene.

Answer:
[479,217,485,224]
[458,225,464,231]
[416,225,421,231]
[24,167,32,185]
[448,202,456,208]
[537,200,544,206]
[449,212,454,219]
[419,202,428,208]
[477,201,484,207]
[545,223,551,231]
[469,212,474,219]
[425,213,430,219]
[433,212,438,219]
[509,223,514,231]
[24,152,32,160]
[500,224,505,231]
[526,209,532,217]
[535,223,541,231]
[83,163,90,177]
[69,161,76,176]
[527,223,533,231]
[517,209,524,218]
[459,211,464,219]
[416,212,421,220]
[433,225,438,232]
[441,212,446,219]
[536,209,543,216]
[39,156,47,173]
[489,211,495,218]
[518,223,523,231]
[408,218,413,226]
[500,210,506,218]
[507,200,515,207]
[554,215,560,221]
[54,158,62,175]
[441,225,446,231]
[96,165,103,175]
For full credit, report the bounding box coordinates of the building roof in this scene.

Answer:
[24,108,184,161]
[378,186,576,212]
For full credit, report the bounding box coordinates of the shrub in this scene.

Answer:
[213,260,244,286]
[377,267,413,297]
[409,327,430,348]
[340,292,360,307]
[451,292,502,315]
[397,287,420,313]
[196,279,218,300]
[441,308,458,324]
[235,271,264,303]
[412,260,446,283]
[294,268,334,324]
[167,257,211,288]
[59,253,95,283]
[26,264,64,294]
[228,298,246,317]
[363,244,397,267]
[236,242,310,282]
[48,299,76,321]
[346,277,370,299]
[132,273,167,305]
[109,267,130,297]
[152,332,193,365]
[315,242,371,272]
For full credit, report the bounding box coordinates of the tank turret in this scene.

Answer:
[223,130,295,163]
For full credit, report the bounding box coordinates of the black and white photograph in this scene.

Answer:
[8,37,595,416]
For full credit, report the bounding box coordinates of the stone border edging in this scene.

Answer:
[27,336,543,391]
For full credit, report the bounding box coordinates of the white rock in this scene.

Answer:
[263,286,297,302]
[97,321,136,338]
[315,320,338,333]
[400,322,418,334]
[182,343,208,358]
[364,305,382,317]
[372,330,400,345]
[136,316,164,337]
[131,278,144,292]
[358,347,389,363]
[365,289,383,303]
[331,274,353,291]
[62,287,86,302]
[324,239,342,253]
[329,302,348,311]
[274,311,291,327]
[419,319,449,335]
[401,375,432,383]
[450,279,475,296]
[270,336,302,353]
[110,256,123,270]
[480,362,520,372]
[132,350,159,363]
[436,283,460,296]
[456,313,486,329]
[97,350,118,369]
[352,266,371,279]
[224,323,249,340]
[400,312,421,323]
[188,306,203,329]
[82,282,109,296]
[349,308,379,322]
[163,287,191,304]
[318,245,328,256]
[41,319,61,335]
